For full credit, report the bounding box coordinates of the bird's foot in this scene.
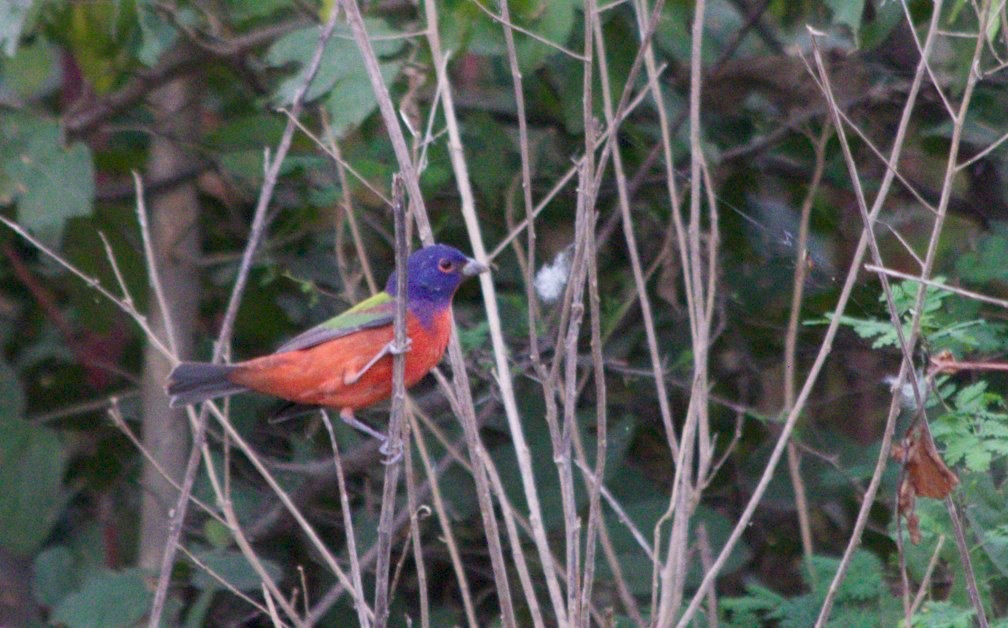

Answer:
[378,438,403,465]
[339,408,402,464]
[387,337,412,356]
[343,338,413,385]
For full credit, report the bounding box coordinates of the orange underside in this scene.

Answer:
[229,309,452,410]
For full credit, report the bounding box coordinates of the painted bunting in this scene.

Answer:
[166,244,487,449]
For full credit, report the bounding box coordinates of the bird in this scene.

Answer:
[165,244,487,456]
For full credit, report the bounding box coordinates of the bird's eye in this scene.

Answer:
[438,258,454,272]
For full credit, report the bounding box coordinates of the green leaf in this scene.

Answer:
[136,0,180,67]
[51,569,152,628]
[323,61,403,137]
[0,418,66,555]
[203,519,231,550]
[0,359,24,421]
[912,601,974,628]
[458,319,489,351]
[832,314,899,348]
[965,475,1008,577]
[513,0,576,71]
[986,0,1003,45]
[0,0,35,56]
[191,550,284,591]
[33,545,79,608]
[827,0,866,41]
[1,113,94,246]
[266,20,404,106]
[955,230,1008,283]
[954,381,987,411]
[0,34,56,98]
[225,0,291,20]
[860,0,904,50]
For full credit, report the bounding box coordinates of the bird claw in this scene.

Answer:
[379,438,403,465]
[388,337,412,356]
[343,339,413,385]
[339,408,403,464]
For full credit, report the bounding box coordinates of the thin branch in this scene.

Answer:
[673,2,941,620]
[373,175,410,627]
[282,107,394,206]
[783,123,831,581]
[403,404,430,627]
[339,0,429,240]
[814,0,991,622]
[596,0,679,464]
[219,495,304,625]
[486,65,667,262]
[176,545,271,616]
[409,409,479,627]
[0,215,174,361]
[148,7,346,623]
[945,494,988,627]
[64,19,308,139]
[133,172,179,356]
[320,410,372,627]
[573,460,656,562]
[465,0,588,61]
[421,0,547,621]
[910,536,946,615]
[659,0,712,620]
[865,264,1008,309]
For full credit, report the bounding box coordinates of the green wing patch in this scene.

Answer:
[275,292,395,353]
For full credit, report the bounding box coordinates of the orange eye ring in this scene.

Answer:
[438,258,454,272]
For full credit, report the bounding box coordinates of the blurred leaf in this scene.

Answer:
[964,474,1008,578]
[323,60,402,137]
[0,0,35,56]
[0,418,65,555]
[51,568,152,628]
[463,113,517,200]
[266,20,405,136]
[1,113,94,247]
[986,0,1003,45]
[827,0,866,40]
[191,550,283,591]
[911,601,974,628]
[203,519,231,550]
[136,0,180,67]
[33,545,79,608]
[0,34,56,98]
[225,0,291,20]
[0,359,24,421]
[684,505,752,588]
[466,0,576,70]
[513,0,576,71]
[955,227,1008,283]
[208,114,286,150]
[51,2,138,93]
[861,0,908,50]
[458,319,489,351]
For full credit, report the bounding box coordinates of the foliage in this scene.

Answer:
[722,551,901,627]
[2,0,1008,625]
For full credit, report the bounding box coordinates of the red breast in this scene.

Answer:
[228,308,453,410]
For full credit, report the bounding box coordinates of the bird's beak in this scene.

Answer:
[462,257,489,277]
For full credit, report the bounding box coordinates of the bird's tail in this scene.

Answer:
[166,362,247,408]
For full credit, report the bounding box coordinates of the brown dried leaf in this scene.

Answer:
[907,512,922,546]
[892,431,958,498]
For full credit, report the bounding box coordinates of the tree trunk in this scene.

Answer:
[138,72,201,571]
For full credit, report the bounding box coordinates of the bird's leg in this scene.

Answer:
[339,407,403,465]
[342,338,413,386]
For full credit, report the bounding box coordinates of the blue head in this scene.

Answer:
[385,244,487,309]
